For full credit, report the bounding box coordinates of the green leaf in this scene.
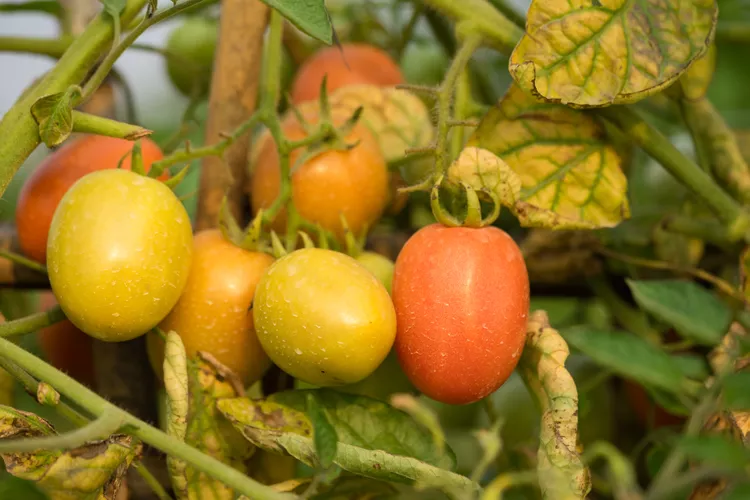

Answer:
[306,393,338,469]
[671,353,710,382]
[217,389,478,497]
[0,406,139,500]
[627,279,732,346]
[464,84,629,229]
[260,0,333,44]
[677,435,750,471]
[509,0,717,107]
[723,483,750,500]
[722,373,750,411]
[562,327,686,393]
[519,311,591,499]
[30,87,81,148]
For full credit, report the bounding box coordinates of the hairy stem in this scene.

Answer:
[0,0,148,197]
[661,215,736,249]
[71,111,152,139]
[0,306,66,339]
[0,249,47,274]
[0,337,293,500]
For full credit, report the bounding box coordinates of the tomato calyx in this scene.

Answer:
[429,175,501,229]
[218,197,274,255]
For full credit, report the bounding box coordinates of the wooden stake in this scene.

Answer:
[195,0,270,230]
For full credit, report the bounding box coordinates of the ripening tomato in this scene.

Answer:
[16,134,165,263]
[47,169,193,342]
[165,16,218,97]
[392,223,530,405]
[290,43,403,104]
[253,248,396,386]
[249,108,389,242]
[146,230,274,384]
[37,292,95,388]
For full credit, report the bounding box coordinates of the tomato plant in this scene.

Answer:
[164,16,218,97]
[249,106,390,242]
[47,169,193,341]
[146,229,274,384]
[392,223,530,405]
[15,135,165,263]
[253,248,396,386]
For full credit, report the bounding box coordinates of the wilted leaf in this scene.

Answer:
[562,327,686,393]
[0,406,140,500]
[259,0,333,44]
[708,324,750,444]
[509,0,717,107]
[518,311,591,499]
[98,0,125,18]
[30,88,81,148]
[627,279,732,346]
[310,475,397,499]
[217,389,478,497]
[174,353,253,500]
[163,331,188,497]
[466,84,629,229]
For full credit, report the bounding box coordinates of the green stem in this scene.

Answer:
[0,337,293,500]
[481,470,538,500]
[586,277,661,345]
[0,249,47,274]
[71,111,152,140]
[0,0,149,197]
[597,107,748,233]
[434,32,482,181]
[645,381,721,500]
[0,36,73,57]
[581,442,641,498]
[418,0,524,53]
[450,68,472,160]
[661,215,736,249]
[79,0,213,103]
[0,306,66,339]
[487,0,526,29]
[0,357,88,426]
[0,410,123,453]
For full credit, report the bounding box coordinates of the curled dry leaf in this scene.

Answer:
[518,311,591,500]
[172,352,254,500]
[0,406,140,500]
[466,84,629,229]
[163,331,189,497]
[509,0,717,107]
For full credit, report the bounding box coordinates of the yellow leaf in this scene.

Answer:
[467,84,629,229]
[0,406,140,500]
[509,0,717,107]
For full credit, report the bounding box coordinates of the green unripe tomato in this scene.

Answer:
[335,350,417,402]
[165,16,218,97]
[47,169,193,342]
[253,248,397,386]
[399,42,449,87]
[355,251,394,294]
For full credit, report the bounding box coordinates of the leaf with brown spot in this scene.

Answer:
[519,311,591,499]
[509,0,717,107]
[0,406,140,500]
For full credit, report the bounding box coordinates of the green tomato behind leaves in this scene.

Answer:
[165,16,219,97]
[355,251,395,294]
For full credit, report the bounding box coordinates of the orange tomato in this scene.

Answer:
[37,292,95,388]
[392,224,530,405]
[147,230,274,384]
[290,43,403,104]
[16,135,165,263]
[624,380,685,429]
[249,108,389,243]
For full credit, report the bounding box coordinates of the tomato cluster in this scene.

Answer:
[18,39,530,408]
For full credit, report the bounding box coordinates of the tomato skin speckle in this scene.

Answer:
[392,223,530,405]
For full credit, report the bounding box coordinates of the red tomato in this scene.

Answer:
[16,135,165,263]
[624,380,685,429]
[290,43,403,104]
[392,224,530,405]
